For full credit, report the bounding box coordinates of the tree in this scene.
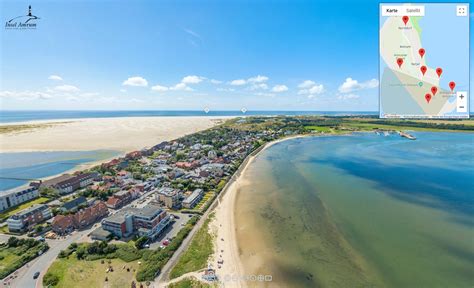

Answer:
[135,236,149,249]
[7,237,19,247]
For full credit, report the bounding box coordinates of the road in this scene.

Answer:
[149,212,190,250]
[3,227,95,288]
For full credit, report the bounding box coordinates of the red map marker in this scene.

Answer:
[431,86,438,96]
[425,93,432,103]
[420,66,427,76]
[397,58,404,68]
[436,68,443,78]
[418,48,425,58]
[449,81,456,91]
[402,16,409,25]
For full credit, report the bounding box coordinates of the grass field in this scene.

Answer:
[168,277,213,288]
[45,257,140,288]
[304,126,333,133]
[0,197,50,223]
[169,213,215,279]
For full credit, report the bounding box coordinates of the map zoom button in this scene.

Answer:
[456,91,468,113]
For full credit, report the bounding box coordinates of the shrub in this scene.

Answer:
[43,272,59,286]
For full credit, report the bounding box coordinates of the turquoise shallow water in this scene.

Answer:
[0,150,118,191]
[236,132,474,287]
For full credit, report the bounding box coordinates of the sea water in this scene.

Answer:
[235,132,473,287]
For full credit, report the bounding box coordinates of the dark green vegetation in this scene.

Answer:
[170,213,215,279]
[0,237,49,279]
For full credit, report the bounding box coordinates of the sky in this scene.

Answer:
[0,0,472,111]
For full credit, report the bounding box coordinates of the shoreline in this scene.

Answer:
[209,134,309,287]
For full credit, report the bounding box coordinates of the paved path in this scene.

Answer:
[4,227,94,288]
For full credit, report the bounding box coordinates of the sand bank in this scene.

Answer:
[0,116,226,153]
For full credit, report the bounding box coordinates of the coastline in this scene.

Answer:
[209,135,309,287]
[0,116,228,192]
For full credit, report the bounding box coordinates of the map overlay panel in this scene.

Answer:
[379,3,470,118]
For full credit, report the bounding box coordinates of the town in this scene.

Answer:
[0,117,304,287]
[1,116,471,287]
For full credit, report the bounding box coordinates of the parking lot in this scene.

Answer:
[149,212,193,250]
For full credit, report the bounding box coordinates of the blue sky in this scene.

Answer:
[0,0,472,111]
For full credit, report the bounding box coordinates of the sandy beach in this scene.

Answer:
[209,135,307,287]
[0,116,225,153]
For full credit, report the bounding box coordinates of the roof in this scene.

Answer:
[41,174,74,187]
[90,227,111,238]
[157,187,179,197]
[183,189,203,204]
[62,196,87,211]
[12,204,49,219]
[106,197,121,207]
[52,214,73,228]
[0,186,38,198]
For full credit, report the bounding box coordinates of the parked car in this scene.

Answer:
[33,272,40,279]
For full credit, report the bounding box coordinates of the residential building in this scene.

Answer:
[156,187,181,209]
[55,173,97,194]
[106,190,134,209]
[52,201,109,235]
[182,189,204,209]
[0,187,39,212]
[100,204,170,239]
[60,196,87,212]
[7,204,52,232]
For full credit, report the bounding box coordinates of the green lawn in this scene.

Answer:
[304,126,333,133]
[0,197,50,222]
[169,213,215,279]
[168,277,213,288]
[45,257,141,288]
[0,238,49,279]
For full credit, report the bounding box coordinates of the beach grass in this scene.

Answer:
[0,122,69,135]
[168,277,213,288]
[44,257,140,288]
[0,197,50,223]
[169,213,215,279]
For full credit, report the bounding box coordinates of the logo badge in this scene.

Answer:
[5,5,40,30]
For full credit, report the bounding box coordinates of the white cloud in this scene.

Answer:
[0,90,52,100]
[249,83,268,90]
[151,85,169,92]
[120,89,126,93]
[230,79,247,86]
[298,80,316,89]
[338,93,360,100]
[297,80,324,97]
[184,28,201,39]
[255,92,275,97]
[217,88,235,92]
[170,83,193,91]
[338,77,378,93]
[248,75,269,83]
[48,75,63,81]
[54,85,80,92]
[210,79,222,84]
[122,76,148,87]
[181,75,204,84]
[272,85,288,93]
